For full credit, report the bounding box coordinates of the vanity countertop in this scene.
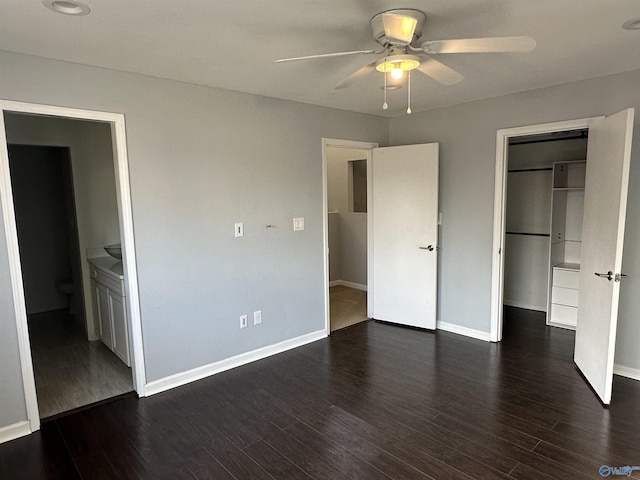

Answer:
[88,256,124,278]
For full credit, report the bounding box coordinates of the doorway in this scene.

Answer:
[490,117,598,342]
[7,141,134,420]
[325,143,372,332]
[502,130,588,324]
[0,101,145,433]
[322,139,377,333]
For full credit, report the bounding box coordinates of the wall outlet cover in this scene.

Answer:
[254,310,262,325]
[293,217,304,231]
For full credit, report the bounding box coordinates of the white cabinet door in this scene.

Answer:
[574,108,634,405]
[371,143,439,329]
[109,291,130,367]
[95,282,113,349]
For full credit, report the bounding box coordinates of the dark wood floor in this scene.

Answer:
[2,306,640,479]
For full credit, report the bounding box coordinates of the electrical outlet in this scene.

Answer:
[240,315,248,328]
[235,223,244,237]
[253,310,262,325]
[293,217,304,231]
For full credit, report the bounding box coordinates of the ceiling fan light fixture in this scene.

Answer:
[43,0,90,16]
[375,54,421,77]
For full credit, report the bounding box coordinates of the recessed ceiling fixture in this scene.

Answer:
[623,17,640,30]
[43,0,90,16]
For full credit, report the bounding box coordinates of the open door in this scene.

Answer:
[370,143,439,329]
[574,108,634,405]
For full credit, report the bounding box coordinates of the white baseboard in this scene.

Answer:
[0,420,31,445]
[437,321,492,342]
[144,329,327,396]
[329,280,367,291]
[503,301,546,313]
[614,364,640,382]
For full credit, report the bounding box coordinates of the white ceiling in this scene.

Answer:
[2,0,640,117]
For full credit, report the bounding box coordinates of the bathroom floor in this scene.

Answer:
[330,285,368,331]
[27,309,133,419]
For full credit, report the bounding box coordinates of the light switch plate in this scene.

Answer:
[235,223,244,237]
[293,217,304,231]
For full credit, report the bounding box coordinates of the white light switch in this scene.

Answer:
[293,217,304,231]
[235,223,244,237]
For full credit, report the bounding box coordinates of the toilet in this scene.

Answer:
[56,279,75,313]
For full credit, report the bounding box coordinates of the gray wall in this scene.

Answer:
[5,114,120,339]
[326,147,368,286]
[0,50,388,429]
[389,68,640,371]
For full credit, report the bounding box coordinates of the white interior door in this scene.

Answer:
[574,108,634,405]
[371,143,439,329]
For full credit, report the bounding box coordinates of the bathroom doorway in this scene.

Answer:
[0,101,145,433]
[6,132,133,420]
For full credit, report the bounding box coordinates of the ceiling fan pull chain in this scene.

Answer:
[383,66,389,110]
[407,69,412,114]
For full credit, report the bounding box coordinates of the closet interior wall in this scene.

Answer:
[504,135,588,313]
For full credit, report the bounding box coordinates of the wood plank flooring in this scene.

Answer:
[2,306,639,479]
[28,310,133,419]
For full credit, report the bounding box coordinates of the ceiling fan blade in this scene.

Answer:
[415,59,464,85]
[276,50,377,63]
[382,12,417,44]
[334,62,376,90]
[421,36,536,54]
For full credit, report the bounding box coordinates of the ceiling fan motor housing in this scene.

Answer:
[370,9,426,47]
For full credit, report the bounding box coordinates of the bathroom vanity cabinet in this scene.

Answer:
[88,257,130,366]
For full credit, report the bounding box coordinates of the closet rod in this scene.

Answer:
[509,132,587,146]
[506,232,550,237]
[508,167,553,173]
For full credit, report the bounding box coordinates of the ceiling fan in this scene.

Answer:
[276,9,535,112]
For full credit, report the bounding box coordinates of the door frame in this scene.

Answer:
[0,100,146,432]
[322,138,378,335]
[489,116,603,342]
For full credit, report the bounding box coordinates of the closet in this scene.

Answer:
[503,131,588,328]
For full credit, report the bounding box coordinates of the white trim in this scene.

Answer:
[0,421,31,445]
[437,321,492,342]
[490,117,603,343]
[322,138,378,337]
[366,148,374,319]
[0,100,147,434]
[145,329,326,396]
[0,110,40,431]
[614,364,640,382]
[328,280,367,291]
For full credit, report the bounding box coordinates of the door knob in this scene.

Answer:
[594,271,614,281]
